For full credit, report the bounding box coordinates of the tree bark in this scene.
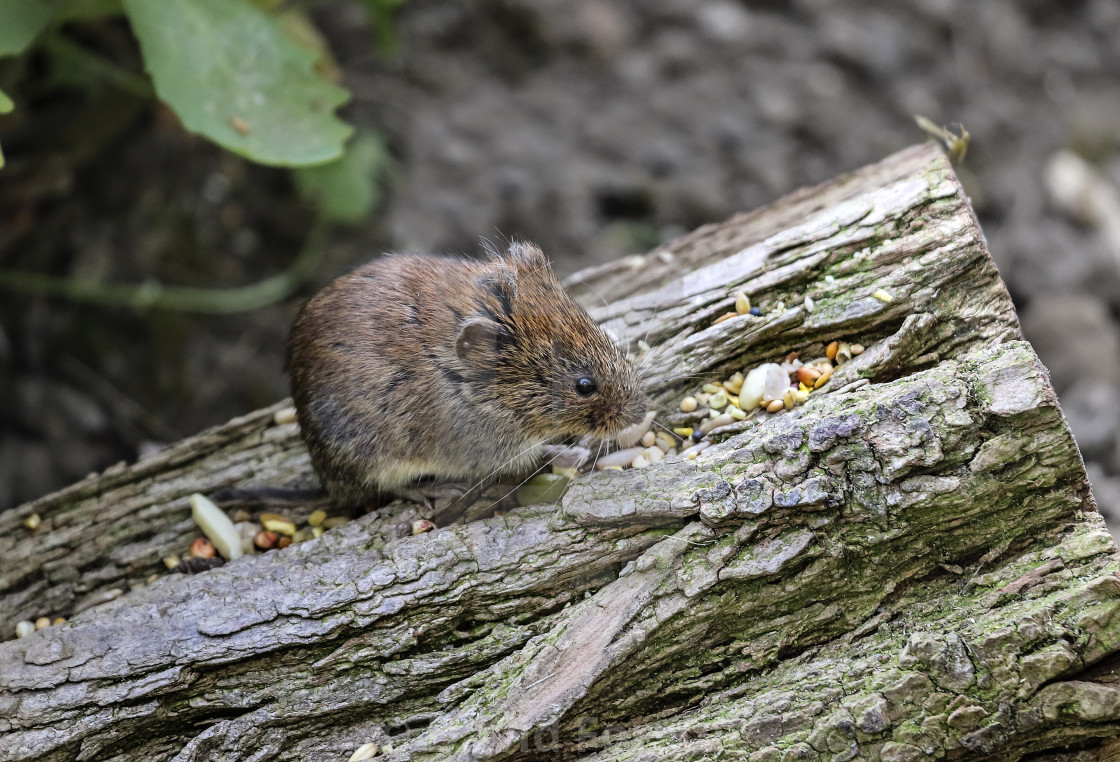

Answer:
[2,142,1116,762]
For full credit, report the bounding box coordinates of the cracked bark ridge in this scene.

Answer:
[1,143,1115,761]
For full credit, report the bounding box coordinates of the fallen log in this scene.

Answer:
[1,142,1114,762]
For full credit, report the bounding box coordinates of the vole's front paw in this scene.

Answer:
[539,444,592,470]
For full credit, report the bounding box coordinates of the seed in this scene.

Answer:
[682,441,711,460]
[702,383,721,394]
[230,115,251,134]
[640,431,657,448]
[851,343,864,355]
[311,527,323,538]
[735,291,751,314]
[349,743,379,761]
[279,534,294,547]
[709,390,729,410]
[616,410,656,448]
[552,465,580,479]
[35,616,50,630]
[411,519,437,535]
[322,517,350,529]
[795,389,810,403]
[260,513,296,536]
[673,427,694,437]
[764,365,788,401]
[797,366,821,386]
[23,513,40,530]
[826,341,839,360]
[700,413,735,435]
[189,537,216,558]
[712,312,740,325]
[308,509,327,528]
[644,446,664,463]
[724,372,745,394]
[804,295,815,313]
[782,389,796,410]
[15,620,35,639]
[740,364,775,410]
[766,399,785,413]
[163,555,181,570]
[52,617,65,625]
[630,454,650,469]
[292,528,314,543]
[749,306,762,316]
[655,432,676,451]
[680,396,698,413]
[814,366,833,388]
[273,406,298,425]
[190,493,244,561]
[836,342,853,364]
[873,288,893,303]
[728,405,747,421]
[254,530,279,550]
[596,447,646,469]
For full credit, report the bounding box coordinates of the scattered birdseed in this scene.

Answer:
[411,519,437,535]
[308,509,327,528]
[873,288,894,303]
[260,513,296,536]
[673,427,694,437]
[254,530,280,550]
[596,447,646,469]
[349,743,379,761]
[190,493,244,561]
[15,620,34,639]
[34,616,50,630]
[804,295,815,313]
[630,454,650,469]
[681,441,711,459]
[322,517,350,529]
[163,555,181,570]
[712,312,740,325]
[797,366,821,387]
[700,413,735,435]
[279,535,294,547]
[728,405,747,421]
[735,292,751,314]
[616,411,657,447]
[189,537,216,559]
[851,343,864,355]
[680,396,698,413]
[52,617,65,625]
[640,431,657,448]
[826,341,839,360]
[766,399,785,413]
[814,366,834,388]
[23,513,40,530]
[709,390,729,410]
[273,406,298,425]
[749,307,762,316]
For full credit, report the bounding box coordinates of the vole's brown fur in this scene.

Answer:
[287,241,648,506]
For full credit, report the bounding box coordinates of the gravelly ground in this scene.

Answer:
[2,0,1119,521]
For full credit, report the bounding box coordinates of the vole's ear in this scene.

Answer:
[456,317,506,368]
[507,241,550,272]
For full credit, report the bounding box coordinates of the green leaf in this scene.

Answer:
[121,0,352,167]
[294,131,389,223]
[0,0,57,56]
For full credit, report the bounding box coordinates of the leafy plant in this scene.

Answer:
[0,0,354,169]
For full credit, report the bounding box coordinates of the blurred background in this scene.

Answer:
[1,0,1119,526]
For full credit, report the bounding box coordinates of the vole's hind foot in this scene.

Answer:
[391,482,477,511]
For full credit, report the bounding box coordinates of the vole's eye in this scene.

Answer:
[575,377,598,396]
